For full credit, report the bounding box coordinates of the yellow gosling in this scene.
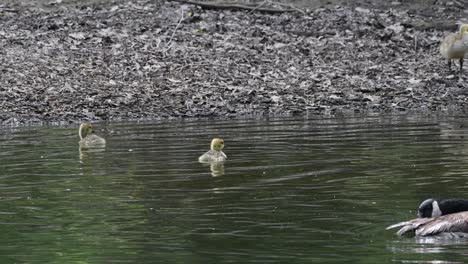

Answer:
[79,123,106,148]
[198,138,227,163]
[440,24,468,72]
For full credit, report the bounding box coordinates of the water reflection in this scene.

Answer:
[2,116,468,262]
[198,161,226,177]
[79,147,105,160]
[208,162,225,177]
[387,238,468,264]
[414,237,468,246]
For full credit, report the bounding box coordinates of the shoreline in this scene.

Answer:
[0,0,467,126]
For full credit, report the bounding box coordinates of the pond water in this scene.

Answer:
[2,115,468,263]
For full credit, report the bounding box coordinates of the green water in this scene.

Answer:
[1,115,468,263]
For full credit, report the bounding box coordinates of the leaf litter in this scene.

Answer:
[0,0,467,125]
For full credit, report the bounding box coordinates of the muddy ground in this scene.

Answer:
[0,0,467,125]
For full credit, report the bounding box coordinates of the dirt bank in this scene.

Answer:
[0,0,467,125]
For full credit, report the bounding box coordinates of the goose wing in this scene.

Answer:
[387,211,468,237]
[386,218,433,236]
[415,212,468,237]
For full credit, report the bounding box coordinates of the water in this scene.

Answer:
[1,115,468,263]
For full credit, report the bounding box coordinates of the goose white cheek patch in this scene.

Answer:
[432,201,442,217]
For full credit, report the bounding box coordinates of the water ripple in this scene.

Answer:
[1,115,468,262]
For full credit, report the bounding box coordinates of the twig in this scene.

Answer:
[452,0,464,9]
[414,33,417,52]
[0,6,19,13]
[267,1,305,15]
[247,0,268,14]
[164,10,184,51]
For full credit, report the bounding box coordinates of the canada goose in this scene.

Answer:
[387,198,468,238]
[440,24,468,72]
[198,138,226,163]
[79,123,106,148]
[386,211,468,238]
[418,198,468,218]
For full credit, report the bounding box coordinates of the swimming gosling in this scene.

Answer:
[440,24,468,72]
[79,123,106,148]
[198,138,227,163]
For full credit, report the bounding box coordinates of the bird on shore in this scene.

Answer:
[79,123,106,148]
[440,24,468,72]
[198,138,227,163]
[387,198,468,238]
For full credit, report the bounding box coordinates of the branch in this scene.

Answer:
[401,20,457,31]
[167,0,298,14]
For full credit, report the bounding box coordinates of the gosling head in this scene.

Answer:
[459,24,468,34]
[210,138,225,151]
[79,123,95,139]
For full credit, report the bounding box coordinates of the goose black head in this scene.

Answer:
[418,198,468,218]
[418,198,440,218]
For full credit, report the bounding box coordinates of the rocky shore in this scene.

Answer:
[0,0,467,125]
